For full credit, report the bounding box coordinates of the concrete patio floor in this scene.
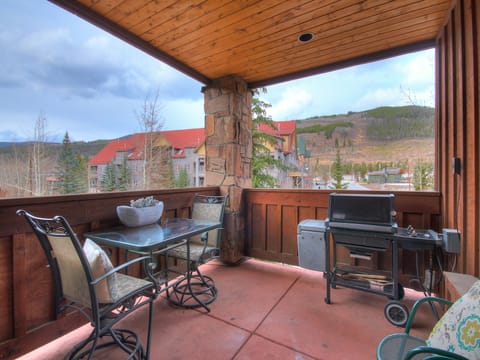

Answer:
[18,258,437,359]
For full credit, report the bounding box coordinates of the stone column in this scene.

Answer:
[202,75,252,264]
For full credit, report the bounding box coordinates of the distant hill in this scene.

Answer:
[296,105,435,166]
[0,143,13,148]
[0,105,434,166]
[0,139,110,159]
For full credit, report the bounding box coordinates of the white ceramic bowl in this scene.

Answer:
[116,202,164,227]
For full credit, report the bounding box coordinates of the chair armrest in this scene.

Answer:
[91,255,153,285]
[405,297,453,334]
[404,346,469,360]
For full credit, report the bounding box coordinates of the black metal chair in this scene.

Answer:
[164,194,227,310]
[17,209,159,360]
[376,280,480,360]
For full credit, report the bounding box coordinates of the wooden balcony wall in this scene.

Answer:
[436,0,480,277]
[244,189,444,285]
[0,187,219,359]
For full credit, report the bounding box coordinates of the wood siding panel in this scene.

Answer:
[250,203,266,256]
[281,206,298,264]
[266,204,281,257]
[23,232,55,332]
[437,0,480,276]
[0,236,12,343]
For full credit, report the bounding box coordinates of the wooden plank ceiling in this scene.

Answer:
[50,0,452,88]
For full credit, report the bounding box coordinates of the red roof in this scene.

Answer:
[258,120,296,136]
[163,128,204,155]
[162,128,204,158]
[88,129,205,165]
[88,133,143,165]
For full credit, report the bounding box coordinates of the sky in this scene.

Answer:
[0,1,435,143]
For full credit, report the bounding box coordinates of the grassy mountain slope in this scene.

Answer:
[297,106,435,166]
[0,139,110,159]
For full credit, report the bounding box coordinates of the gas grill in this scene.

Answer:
[325,193,402,301]
[324,193,443,327]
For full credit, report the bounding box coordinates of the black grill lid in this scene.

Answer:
[327,193,397,233]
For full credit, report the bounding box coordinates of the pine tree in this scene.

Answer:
[54,132,87,194]
[101,163,117,192]
[252,94,288,188]
[330,150,348,189]
[117,158,130,191]
[74,153,89,193]
[175,167,189,188]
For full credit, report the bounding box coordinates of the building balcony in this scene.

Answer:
[0,186,451,359]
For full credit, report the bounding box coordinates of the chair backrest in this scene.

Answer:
[191,194,228,247]
[17,210,95,311]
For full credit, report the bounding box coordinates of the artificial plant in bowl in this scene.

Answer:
[116,196,164,227]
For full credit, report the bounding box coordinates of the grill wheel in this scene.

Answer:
[384,300,409,327]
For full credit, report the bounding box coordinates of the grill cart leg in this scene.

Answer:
[325,229,332,304]
[325,271,332,304]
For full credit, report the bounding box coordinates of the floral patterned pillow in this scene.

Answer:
[426,280,480,359]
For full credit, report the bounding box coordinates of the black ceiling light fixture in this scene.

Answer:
[298,32,314,43]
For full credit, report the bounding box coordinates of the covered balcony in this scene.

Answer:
[1,1,479,359]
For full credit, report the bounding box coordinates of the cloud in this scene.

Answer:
[266,86,313,120]
[402,49,435,87]
[162,98,204,130]
[355,87,402,110]
[0,129,27,142]
[0,1,206,142]
[0,13,202,101]
[261,49,435,122]
[0,1,435,143]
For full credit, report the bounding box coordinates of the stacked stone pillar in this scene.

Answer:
[202,75,252,264]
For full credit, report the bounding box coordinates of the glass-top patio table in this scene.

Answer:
[84,217,221,312]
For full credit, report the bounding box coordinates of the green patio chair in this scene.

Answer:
[164,194,227,309]
[17,209,158,360]
[377,279,480,360]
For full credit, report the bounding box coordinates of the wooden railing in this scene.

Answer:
[0,187,442,358]
[243,188,443,282]
[0,187,219,359]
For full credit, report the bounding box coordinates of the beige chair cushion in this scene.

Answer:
[48,234,91,306]
[48,236,150,307]
[191,201,223,247]
[168,243,217,262]
[427,280,480,358]
[84,239,152,303]
[84,238,119,304]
